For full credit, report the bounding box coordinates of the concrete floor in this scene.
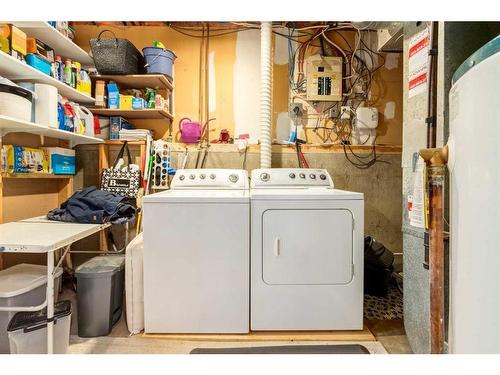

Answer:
[365,319,412,354]
[61,286,411,354]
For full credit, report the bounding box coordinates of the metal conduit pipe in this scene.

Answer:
[260,21,272,168]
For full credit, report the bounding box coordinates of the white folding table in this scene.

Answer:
[0,217,111,354]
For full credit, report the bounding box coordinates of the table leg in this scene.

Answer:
[47,251,54,354]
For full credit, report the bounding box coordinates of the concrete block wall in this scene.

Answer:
[74,144,403,256]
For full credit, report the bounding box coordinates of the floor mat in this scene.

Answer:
[364,284,403,320]
[190,344,370,354]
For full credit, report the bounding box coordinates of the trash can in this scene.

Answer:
[7,300,72,354]
[75,255,125,337]
[0,264,63,353]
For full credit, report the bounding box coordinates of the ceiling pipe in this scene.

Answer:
[260,21,272,168]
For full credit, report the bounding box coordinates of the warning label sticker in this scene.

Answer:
[408,27,430,98]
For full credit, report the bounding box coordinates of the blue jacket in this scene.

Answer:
[47,186,136,224]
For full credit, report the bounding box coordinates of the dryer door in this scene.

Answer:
[262,209,353,285]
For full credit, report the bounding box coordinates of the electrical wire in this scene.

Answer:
[168,22,389,169]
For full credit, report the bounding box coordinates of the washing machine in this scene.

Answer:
[142,169,249,333]
[250,168,364,330]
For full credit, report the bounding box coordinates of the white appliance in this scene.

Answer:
[448,36,500,353]
[250,168,364,330]
[142,169,250,333]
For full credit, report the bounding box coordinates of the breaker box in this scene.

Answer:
[306,55,343,101]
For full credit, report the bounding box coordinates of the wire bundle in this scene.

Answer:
[166,22,391,169]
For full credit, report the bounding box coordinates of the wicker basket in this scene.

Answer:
[90,30,144,75]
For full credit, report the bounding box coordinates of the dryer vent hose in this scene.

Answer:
[260,21,272,168]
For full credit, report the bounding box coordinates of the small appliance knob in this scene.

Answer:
[289,173,296,179]
[309,174,316,179]
[320,174,327,180]
[210,174,216,180]
[260,173,270,182]
[200,174,206,179]
[229,174,239,183]
[189,174,196,180]
[179,175,185,181]
[299,173,306,179]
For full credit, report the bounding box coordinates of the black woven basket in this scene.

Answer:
[90,30,145,75]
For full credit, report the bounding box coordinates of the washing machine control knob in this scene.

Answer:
[289,173,296,179]
[189,174,196,180]
[229,174,239,183]
[210,174,216,180]
[319,174,327,180]
[200,174,206,179]
[299,173,306,179]
[309,173,316,179]
[179,175,185,181]
[260,173,270,182]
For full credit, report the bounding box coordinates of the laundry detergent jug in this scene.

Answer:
[179,118,202,144]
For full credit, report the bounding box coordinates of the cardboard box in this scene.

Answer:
[132,97,146,110]
[42,147,76,175]
[1,145,50,174]
[26,38,55,63]
[110,116,134,140]
[119,95,134,110]
[94,80,106,108]
[107,82,119,109]
[9,25,27,56]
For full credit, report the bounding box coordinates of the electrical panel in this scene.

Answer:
[306,55,342,101]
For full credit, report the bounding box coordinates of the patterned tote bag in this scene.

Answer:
[101,141,141,198]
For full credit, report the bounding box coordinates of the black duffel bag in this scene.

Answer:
[90,30,145,75]
[364,236,395,297]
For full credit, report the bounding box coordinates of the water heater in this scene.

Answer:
[448,36,500,353]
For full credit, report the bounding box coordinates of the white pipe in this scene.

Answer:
[260,22,272,168]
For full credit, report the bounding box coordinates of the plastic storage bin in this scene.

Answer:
[75,255,125,337]
[142,47,176,80]
[26,54,52,76]
[7,300,71,354]
[0,264,63,353]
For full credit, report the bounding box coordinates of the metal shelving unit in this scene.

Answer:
[0,51,95,104]
[12,22,94,65]
[0,115,104,147]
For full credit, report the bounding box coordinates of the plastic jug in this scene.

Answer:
[77,106,95,137]
[179,118,202,144]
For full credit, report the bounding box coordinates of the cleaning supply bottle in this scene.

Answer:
[63,58,72,86]
[71,61,77,88]
[55,55,63,81]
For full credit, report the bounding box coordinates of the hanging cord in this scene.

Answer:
[198,24,205,123]
[205,22,210,143]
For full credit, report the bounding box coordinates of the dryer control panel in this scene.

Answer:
[251,168,334,188]
[171,169,249,190]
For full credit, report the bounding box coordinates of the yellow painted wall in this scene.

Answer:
[73,25,402,146]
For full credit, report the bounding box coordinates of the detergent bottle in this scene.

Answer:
[63,59,72,86]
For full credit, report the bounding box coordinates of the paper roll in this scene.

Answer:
[34,84,59,128]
